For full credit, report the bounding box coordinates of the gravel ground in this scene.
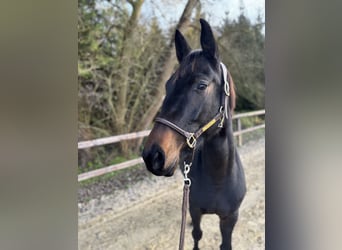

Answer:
[79,137,265,249]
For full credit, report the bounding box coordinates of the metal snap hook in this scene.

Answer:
[183,162,192,186]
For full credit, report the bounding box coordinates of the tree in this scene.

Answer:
[139,0,201,130]
[78,0,200,164]
[218,12,265,111]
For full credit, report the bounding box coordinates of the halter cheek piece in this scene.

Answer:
[155,62,230,149]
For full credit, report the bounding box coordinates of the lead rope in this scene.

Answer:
[179,161,192,250]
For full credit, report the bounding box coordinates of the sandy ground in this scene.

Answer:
[79,138,264,250]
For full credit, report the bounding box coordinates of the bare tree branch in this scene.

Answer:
[140,0,200,130]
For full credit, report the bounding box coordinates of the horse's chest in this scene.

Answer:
[189,178,237,213]
[187,155,244,213]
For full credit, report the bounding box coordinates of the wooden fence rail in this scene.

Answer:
[231,109,265,119]
[78,109,265,182]
[78,130,150,150]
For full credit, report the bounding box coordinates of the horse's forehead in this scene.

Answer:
[178,55,214,79]
[192,58,212,74]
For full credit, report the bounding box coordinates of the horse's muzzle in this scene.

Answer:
[142,144,175,176]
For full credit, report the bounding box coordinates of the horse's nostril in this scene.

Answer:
[142,144,165,174]
[152,149,164,170]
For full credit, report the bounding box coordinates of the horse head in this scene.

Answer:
[142,19,235,177]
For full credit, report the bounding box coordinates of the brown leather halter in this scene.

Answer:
[154,63,231,250]
[154,62,231,149]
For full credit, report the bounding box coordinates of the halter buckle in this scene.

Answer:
[218,117,224,128]
[220,62,230,96]
[224,80,230,96]
[186,134,197,148]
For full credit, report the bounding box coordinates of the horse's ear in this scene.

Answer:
[175,29,191,63]
[200,18,218,60]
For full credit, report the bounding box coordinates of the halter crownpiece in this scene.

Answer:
[220,62,230,121]
[220,62,230,97]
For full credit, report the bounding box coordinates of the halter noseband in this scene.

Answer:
[155,63,230,149]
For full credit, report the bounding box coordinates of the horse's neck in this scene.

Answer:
[200,124,235,178]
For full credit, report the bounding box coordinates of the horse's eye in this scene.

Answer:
[197,82,208,90]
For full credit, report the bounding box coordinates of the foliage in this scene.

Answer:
[78,0,169,157]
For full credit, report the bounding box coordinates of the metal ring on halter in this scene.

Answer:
[186,134,196,148]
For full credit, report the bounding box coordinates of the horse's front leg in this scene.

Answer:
[189,206,203,250]
[219,211,238,250]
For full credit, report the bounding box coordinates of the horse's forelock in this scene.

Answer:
[178,51,200,77]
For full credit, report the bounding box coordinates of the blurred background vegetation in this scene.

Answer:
[78,0,264,171]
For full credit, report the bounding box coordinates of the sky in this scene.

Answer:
[141,0,265,28]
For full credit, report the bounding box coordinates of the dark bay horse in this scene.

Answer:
[142,19,246,250]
